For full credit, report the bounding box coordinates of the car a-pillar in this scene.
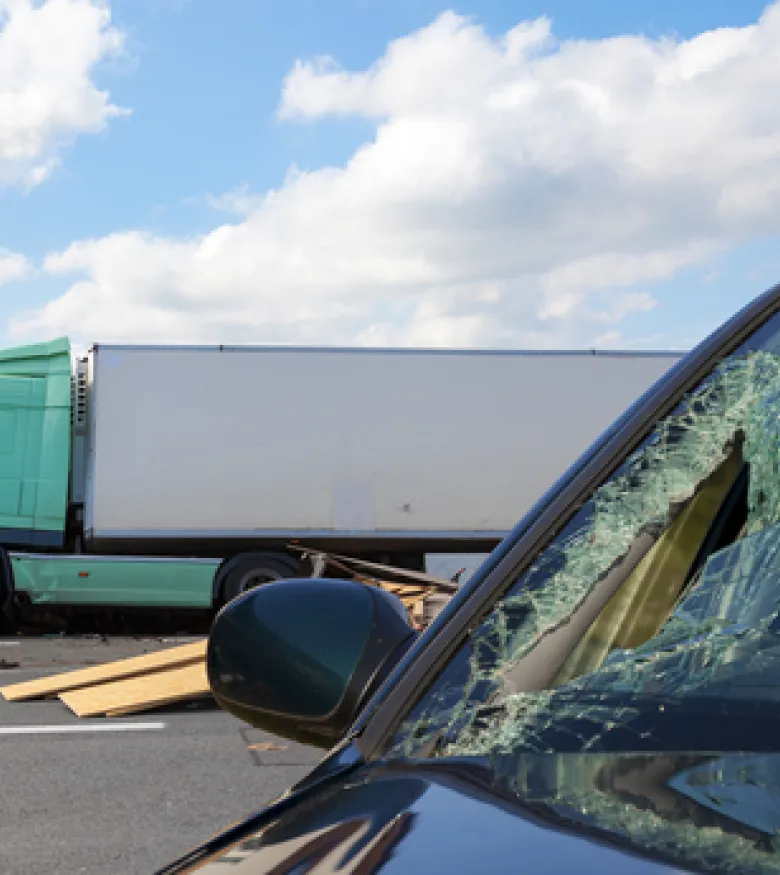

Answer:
[214,552,303,606]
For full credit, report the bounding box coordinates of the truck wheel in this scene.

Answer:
[219,554,301,605]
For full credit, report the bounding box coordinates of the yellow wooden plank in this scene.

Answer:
[0,639,206,702]
[105,689,212,718]
[59,661,210,718]
[379,583,425,598]
[105,689,213,718]
[101,662,209,717]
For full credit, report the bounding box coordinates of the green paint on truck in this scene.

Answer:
[0,337,71,543]
[11,554,218,608]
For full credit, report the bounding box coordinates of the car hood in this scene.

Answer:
[158,747,780,874]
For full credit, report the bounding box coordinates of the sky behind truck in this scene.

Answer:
[0,337,682,624]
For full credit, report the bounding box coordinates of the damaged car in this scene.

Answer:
[158,282,780,874]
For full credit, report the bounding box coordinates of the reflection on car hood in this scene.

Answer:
[159,749,780,874]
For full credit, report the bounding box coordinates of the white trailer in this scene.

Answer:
[85,345,681,552]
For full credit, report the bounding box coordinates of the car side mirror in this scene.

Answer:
[206,578,417,748]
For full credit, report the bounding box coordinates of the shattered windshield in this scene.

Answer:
[386,311,780,763]
[376,310,780,869]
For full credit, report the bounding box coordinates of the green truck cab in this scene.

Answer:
[0,337,71,547]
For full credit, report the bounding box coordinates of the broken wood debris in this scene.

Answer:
[60,661,210,718]
[247,742,288,751]
[0,639,209,717]
[0,639,206,703]
[287,545,460,593]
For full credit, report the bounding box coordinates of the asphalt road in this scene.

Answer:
[0,637,322,874]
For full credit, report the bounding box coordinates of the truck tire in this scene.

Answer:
[219,553,301,605]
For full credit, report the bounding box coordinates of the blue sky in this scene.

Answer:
[0,0,778,350]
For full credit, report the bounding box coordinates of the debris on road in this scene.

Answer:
[0,638,208,717]
[289,546,457,628]
[60,661,210,717]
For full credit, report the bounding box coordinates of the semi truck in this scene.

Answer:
[0,338,682,624]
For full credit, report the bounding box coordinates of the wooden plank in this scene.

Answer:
[60,661,210,718]
[287,546,459,592]
[106,691,213,718]
[0,639,206,702]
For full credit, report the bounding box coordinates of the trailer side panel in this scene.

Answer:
[85,346,681,551]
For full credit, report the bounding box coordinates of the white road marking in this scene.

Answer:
[0,722,166,735]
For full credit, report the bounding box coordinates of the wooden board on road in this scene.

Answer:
[0,639,206,702]
[59,661,210,718]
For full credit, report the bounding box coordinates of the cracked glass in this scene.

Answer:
[380,309,780,868]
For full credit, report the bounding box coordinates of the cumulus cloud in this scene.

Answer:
[0,249,30,285]
[13,4,780,347]
[0,0,126,188]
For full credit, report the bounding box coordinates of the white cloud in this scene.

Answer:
[204,184,265,217]
[0,0,127,189]
[0,249,30,285]
[12,4,780,347]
